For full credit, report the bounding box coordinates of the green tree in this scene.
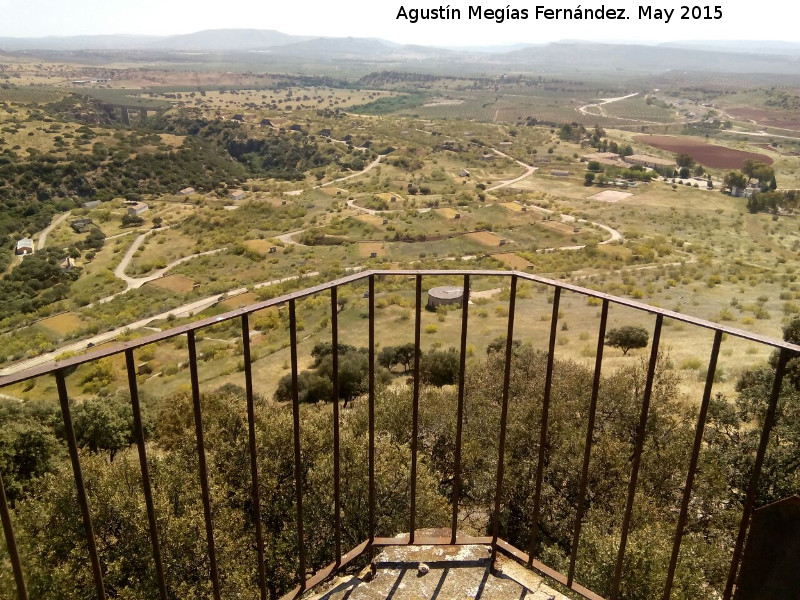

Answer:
[419,348,460,387]
[72,395,138,461]
[606,326,649,355]
[378,343,416,372]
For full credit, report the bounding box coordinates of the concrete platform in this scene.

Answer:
[304,543,569,600]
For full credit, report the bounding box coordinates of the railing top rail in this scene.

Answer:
[1,269,798,388]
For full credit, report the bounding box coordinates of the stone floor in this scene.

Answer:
[304,543,569,600]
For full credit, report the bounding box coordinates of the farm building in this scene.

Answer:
[127,203,149,216]
[624,154,675,169]
[70,218,93,233]
[427,286,464,309]
[82,200,101,209]
[580,152,629,168]
[459,169,471,177]
[178,187,196,196]
[15,238,34,255]
[60,257,74,270]
[228,189,246,201]
[550,170,570,177]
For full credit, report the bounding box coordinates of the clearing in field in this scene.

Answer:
[589,190,633,203]
[633,135,773,169]
[146,274,196,293]
[355,214,385,227]
[492,253,533,270]
[540,220,578,235]
[243,239,279,255]
[358,242,386,257]
[220,292,259,310]
[375,192,403,203]
[320,187,348,197]
[499,201,524,212]
[465,231,504,247]
[38,313,84,336]
[435,208,461,219]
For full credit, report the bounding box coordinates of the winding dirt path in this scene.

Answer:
[578,92,639,117]
[487,149,538,191]
[35,211,71,249]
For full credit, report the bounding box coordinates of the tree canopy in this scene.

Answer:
[605,325,649,355]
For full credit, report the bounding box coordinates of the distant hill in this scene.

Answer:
[149,29,313,51]
[0,30,798,76]
[660,40,800,56]
[499,42,800,74]
[0,34,161,51]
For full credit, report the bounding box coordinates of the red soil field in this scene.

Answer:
[633,135,773,169]
[726,108,800,131]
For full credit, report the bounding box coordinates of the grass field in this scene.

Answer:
[243,239,279,255]
[465,231,505,247]
[37,313,84,336]
[146,275,196,293]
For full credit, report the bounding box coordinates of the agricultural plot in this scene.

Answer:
[633,135,773,168]
[0,87,69,104]
[600,96,676,123]
[219,292,259,310]
[145,274,196,293]
[465,231,505,247]
[589,190,633,203]
[243,239,280,255]
[358,242,386,257]
[492,252,533,270]
[37,313,84,336]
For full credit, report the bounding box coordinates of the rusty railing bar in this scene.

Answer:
[241,315,268,600]
[661,329,722,600]
[527,286,561,563]
[450,274,470,544]
[495,539,607,600]
[490,274,518,567]
[288,300,307,587]
[55,370,106,600]
[0,471,28,600]
[368,274,376,545]
[723,349,789,600]
[409,274,422,543]
[567,298,609,586]
[610,314,663,599]
[124,349,168,600]
[5,270,800,389]
[278,539,370,600]
[187,332,222,600]
[330,287,342,566]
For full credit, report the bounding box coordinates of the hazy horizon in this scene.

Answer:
[0,0,795,47]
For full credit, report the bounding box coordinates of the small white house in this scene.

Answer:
[127,203,149,216]
[15,238,34,255]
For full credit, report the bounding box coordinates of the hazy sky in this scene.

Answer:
[0,0,796,46]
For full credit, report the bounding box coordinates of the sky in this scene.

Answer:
[0,0,797,46]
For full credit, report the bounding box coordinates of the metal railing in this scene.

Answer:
[1,269,798,600]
